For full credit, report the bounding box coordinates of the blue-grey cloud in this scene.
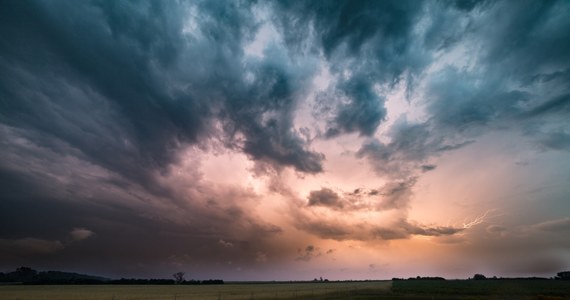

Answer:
[356,0,570,178]
[356,118,473,178]
[323,74,386,138]
[0,0,324,186]
[274,0,430,137]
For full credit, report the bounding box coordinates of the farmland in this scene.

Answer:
[391,280,570,299]
[0,281,386,300]
[0,280,569,300]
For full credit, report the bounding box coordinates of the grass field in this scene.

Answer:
[391,280,570,299]
[0,280,569,300]
[0,281,388,300]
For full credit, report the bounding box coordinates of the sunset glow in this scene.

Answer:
[1,0,569,281]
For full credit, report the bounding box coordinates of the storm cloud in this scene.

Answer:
[0,0,324,183]
[1,0,569,279]
[307,188,342,208]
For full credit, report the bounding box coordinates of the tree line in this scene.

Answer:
[392,273,569,281]
[0,267,224,285]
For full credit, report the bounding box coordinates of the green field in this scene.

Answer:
[0,281,386,300]
[0,280,569,300]
[391,280,570,299]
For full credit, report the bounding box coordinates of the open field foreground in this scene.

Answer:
[1,280,569,300]
[0,281,387,300]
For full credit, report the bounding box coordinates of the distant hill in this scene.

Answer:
[0,267,109,284]
[0,267,224,285]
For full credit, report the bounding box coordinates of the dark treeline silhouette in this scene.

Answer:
[108,278,224,285]
[0,267,224,285]
[393,273,565,281]
[392,276,446,281]
[2,267,568,284]
[470,274,555,280]
[556,271,570,280]
[200,279,225,285]
[108,278,174,285]
[312,277,329,282]
[0,267,108,284]
[473,274,487,280]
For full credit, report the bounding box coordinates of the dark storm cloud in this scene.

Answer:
[305,178,416,212]
[450,0,489,12]
[0,0,324,274]
[0,0,324,188]
[371,219,464,241]
[307,188,341,208]
[295,245,322,262]
[0,227,94,258]
[273,0,430,138]
[0,0,201,193]
[422,0,570,149]
[479,1,570,73]
[372,220,464,241]
[294,181,463,242]
[426,67,530,130]
[322,74,387,138]
[296,220,351,241]
[1,88,284,278]
[0,158,286,276]
[348,0,570,179]
[294,212,464,242]
[376,178,416,210]
[421,165,437,172]
[0,238,64,256]
[220,44,324,173]
[356,118,473,178]
[525,93,570,118]
[273,0,423,58]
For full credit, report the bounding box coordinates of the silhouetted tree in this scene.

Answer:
[14,267,37,282]
[473,274,487,280]
[557,271,570,280]
[173,272,185,284]
[201,279,224,284]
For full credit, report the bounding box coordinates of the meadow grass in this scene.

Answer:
[391,280,570,299]
[0,280,568,300]
[0,281,390,300]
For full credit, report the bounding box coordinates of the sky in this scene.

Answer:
[1,0,570,281]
